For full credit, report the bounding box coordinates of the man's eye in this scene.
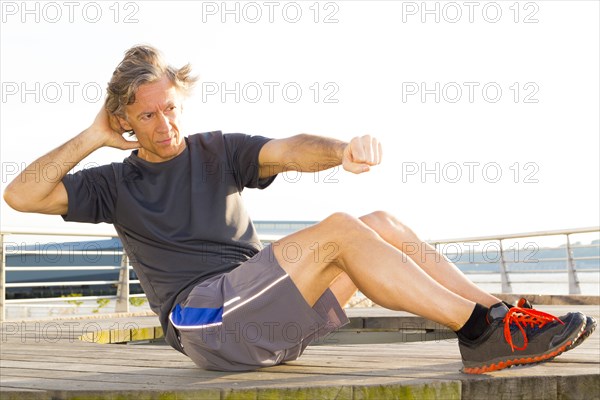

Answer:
[142,113,152,120]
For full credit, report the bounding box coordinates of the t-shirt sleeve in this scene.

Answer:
[223,133,277,191]
[61,164,118,224]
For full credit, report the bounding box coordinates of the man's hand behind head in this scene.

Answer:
[88,106,140,151]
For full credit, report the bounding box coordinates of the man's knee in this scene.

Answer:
[321,212,359,229]
[319,212,378,242]
[359,210,417,241]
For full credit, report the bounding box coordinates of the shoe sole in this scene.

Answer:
[461,318,587,374]
[567,316,597,351]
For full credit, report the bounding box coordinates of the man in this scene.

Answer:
[4,45,595,373]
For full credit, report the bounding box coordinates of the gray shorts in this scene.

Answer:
[169,244,349,371]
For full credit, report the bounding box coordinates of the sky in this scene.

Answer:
[1,0,599,241]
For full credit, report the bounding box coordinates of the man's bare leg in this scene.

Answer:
[326,212,499,309]
[271,212,475,331]
[328,273,357,308]
[358,211,500,308]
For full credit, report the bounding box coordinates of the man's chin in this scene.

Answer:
[160,143,186,160]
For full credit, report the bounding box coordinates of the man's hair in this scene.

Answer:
[105,45,198,118]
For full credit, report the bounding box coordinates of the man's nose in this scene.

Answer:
[156,113,171,133]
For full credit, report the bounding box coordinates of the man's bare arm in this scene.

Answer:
[3,108,139,215]
[258,134,382,179]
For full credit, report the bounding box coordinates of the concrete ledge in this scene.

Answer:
[2,375,599,400]
[493,294,600,306]
[461,374,600,400]
[352,380,461,400]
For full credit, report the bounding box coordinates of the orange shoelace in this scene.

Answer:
[503,307,564,352]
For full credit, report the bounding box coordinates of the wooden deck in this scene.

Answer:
[1,305,598,399]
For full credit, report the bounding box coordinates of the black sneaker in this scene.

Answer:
[511,297,597,351]
[459,303,586,374]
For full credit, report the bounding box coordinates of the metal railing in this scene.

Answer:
[0,226,598,321]
[430,226,600,295]
[0,228,137,322]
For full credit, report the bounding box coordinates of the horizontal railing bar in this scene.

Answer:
[500,244,599,251]
[452,262,541,266]
[1,228,118,237]
[129,293,147,298]
[3,227,597,244]
[8,304,108,308]
[443,249,598,255]
[5,295,117,304]
[506,269,600,274]
[448,260,534,265]
[5,250,123,255]
[460,271,499,274]
[512,257,569,262]
[463,270,600,275]
[469,281,600,284]
[7,260,593,272]
[5,266,121,271]
[443,253,600,262]
[443,253,598,260]
[448,258,599,265]
[450,261,502,265]
[6,280,119,288]
[7,266,595,280]
[130,280,140,284]
[515,257,600,262]
[430,226,599,244]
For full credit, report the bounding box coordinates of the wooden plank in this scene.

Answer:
[3,336,595,369]
[0,346,188,360]
[0,364,469,393]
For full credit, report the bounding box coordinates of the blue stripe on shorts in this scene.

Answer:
[170,303,223,329]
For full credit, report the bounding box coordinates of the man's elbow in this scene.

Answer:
[3,186,35,213]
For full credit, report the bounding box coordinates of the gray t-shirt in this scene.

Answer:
[62,131,275,351]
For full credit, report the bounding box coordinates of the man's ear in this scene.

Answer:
[116,115,132,131]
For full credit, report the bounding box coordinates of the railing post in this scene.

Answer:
[0,234,6,322]
[115,251,130,313]
[499,239,513,293]
[566,234,581,295]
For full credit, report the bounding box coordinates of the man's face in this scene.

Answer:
[118,76,186,163]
